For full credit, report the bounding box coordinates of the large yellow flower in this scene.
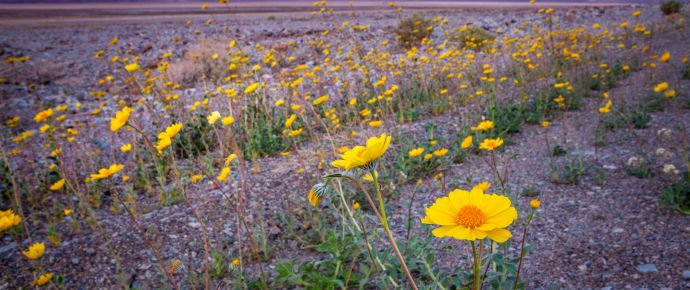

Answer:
[22,242,45,260]
[110,106,132,132]
[422,186,517,243]
[90,164,124,180]
[332,134,391,171]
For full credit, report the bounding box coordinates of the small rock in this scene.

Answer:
[611,228,625,233]
[636,263,658,273]
[682,270,690,279]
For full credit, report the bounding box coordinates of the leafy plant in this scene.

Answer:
[661,172,690,214]
[660,0,682,15]
[394,14,433,48]
[449,25,496,51]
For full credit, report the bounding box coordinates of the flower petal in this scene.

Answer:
[481,194,512,217]
[484,206,518,228]
[448,189,470,210]
[486,228,512,243]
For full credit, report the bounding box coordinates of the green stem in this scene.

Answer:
[370,169,388,228]
[471,240,480,290]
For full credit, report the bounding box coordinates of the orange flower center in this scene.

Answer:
[456,206,485,228]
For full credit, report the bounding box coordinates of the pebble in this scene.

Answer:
[636,264,658,273]
[683,270,690,279]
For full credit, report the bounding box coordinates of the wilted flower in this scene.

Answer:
[663,164,679,175]
[33,272,53,286]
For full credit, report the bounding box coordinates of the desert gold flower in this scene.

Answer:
[471,120,494,131]
[369,120,382,128]
[598,100,612,114]
[34,108,53,123]
[63,209,73,216]
[285,114,297,128]
[541,121,550,128]
[217,167,231,181]
[654,82,669,93]
[424,153,433,160]
[207,111,221,124]
[124,63,140,72]
[461,136,473,149]
[288,128,303,137]
[659,51,670,63]
[332,134,391,171]
[90,164,124,180]
[120,143,132,153]
[312,95,328,105]
[190,174,204,183]
[33,272,53,286]
[408,147,425,158]
[244,82,259,94]
[0,209,22,232]
[433,148,448,157]
[421,187,517,242]
[479,138,503,151]
[224,153,238,166]
[49,179,65,191]
[164,123,183,139]
[155,136,172,152]
[110,106,132,132]
[22,242,45,260]
[353,202,360,210]
[664,90,676,98]
[221,116,235,126]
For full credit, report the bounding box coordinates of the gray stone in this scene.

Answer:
[636,263,658,273]
[683,270,690,279]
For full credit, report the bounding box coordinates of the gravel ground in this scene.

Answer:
[1,3,689,289]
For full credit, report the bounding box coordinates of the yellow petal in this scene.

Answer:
[486,228,512,243]
[425,197,459,225]
[432,225,460,237]
[448,189,470,209]
[468,187,484,206]
[480,194,512,217]
[484,207,518,228]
